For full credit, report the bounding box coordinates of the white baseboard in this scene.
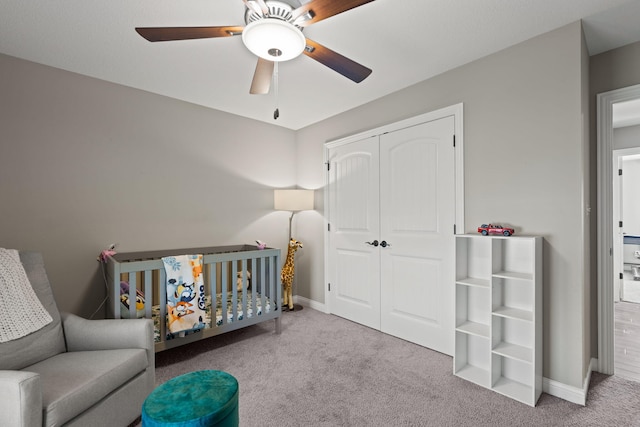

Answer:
[542,378,585,405]
[293,295,326,312]
[542,358,597,406]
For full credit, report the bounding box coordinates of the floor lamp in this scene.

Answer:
[274,189,314,311]
[274,189,314,240]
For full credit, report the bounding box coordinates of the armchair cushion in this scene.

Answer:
[24,349,148,426]
[0,252,65,370]
[61,312,155,372]
[0,370,43,427]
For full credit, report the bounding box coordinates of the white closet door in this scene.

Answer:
[379,116,456,355]
[328,136,381,330]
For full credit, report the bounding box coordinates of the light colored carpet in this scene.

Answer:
[142,308,640,426]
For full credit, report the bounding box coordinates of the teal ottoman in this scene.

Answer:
[142,370,239,427]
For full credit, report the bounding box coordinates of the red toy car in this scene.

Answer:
[478,224,514,236]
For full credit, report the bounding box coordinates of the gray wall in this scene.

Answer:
[296,22,590,389]
[0,53,297,318]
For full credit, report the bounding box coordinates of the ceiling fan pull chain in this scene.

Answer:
[273,61,280,120]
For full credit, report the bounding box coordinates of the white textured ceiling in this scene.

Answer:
[1,0,640,130]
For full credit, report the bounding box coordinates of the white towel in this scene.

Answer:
[162,254,206,336]
[0,249,53,343]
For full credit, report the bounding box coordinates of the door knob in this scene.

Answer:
[380,240,391,248]
[365,240,379,247]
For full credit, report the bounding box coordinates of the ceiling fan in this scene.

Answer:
[135,0,375,97]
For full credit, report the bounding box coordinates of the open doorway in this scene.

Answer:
[597,84,640,380]
[613,150,640,303]
[612,148,640,381]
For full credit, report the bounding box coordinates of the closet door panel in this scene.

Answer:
[386,254,441,323]
[335,249,378,307]
[328,137,381,330]
[380,116,456,355]
[387,139,439,233]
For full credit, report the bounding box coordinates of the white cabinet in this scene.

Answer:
[454,234,542,406]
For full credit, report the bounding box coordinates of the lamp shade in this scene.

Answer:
[274,189,314,211]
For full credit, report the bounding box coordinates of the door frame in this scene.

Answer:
[323,103,465,313]
[597,84,640,375]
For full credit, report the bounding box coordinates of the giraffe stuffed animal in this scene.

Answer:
[281,238,303,311]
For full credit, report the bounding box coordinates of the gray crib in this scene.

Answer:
[105,244,281,352]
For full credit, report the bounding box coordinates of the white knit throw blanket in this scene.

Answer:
[0,249,53,343]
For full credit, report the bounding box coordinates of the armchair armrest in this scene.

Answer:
[0,370,43,427]
[61,312,154,370]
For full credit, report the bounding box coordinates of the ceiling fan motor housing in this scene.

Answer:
[242,1,306,61]
[244,1,298,24]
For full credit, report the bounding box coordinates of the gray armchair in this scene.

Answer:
[0,251,155,427]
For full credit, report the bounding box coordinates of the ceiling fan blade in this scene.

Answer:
[135,26,244,42]
[242,0,269,17]
[303,38,372,83]
[292,0,375,27]
[250,58,274,94]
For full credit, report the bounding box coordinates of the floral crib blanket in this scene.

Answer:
[151,291,273,342]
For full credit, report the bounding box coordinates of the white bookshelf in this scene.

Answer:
[454,234,542,406]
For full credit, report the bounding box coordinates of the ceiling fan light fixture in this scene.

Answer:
[242,18,305,62]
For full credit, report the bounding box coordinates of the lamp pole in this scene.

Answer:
[288,211,296,241]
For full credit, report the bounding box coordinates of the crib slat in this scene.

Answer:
[128,274,137,320]
[106,255,121,319]
[269,255,276,310]
[249,257,256,314]
[240,259,247,316]
[209,262,217,327]
[259,257,266,314]
[159,268,167,343]
[144,270,153,319]
[231,261,238,324]
[222,262,228,326]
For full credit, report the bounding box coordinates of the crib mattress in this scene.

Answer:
[151,291,273,342]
